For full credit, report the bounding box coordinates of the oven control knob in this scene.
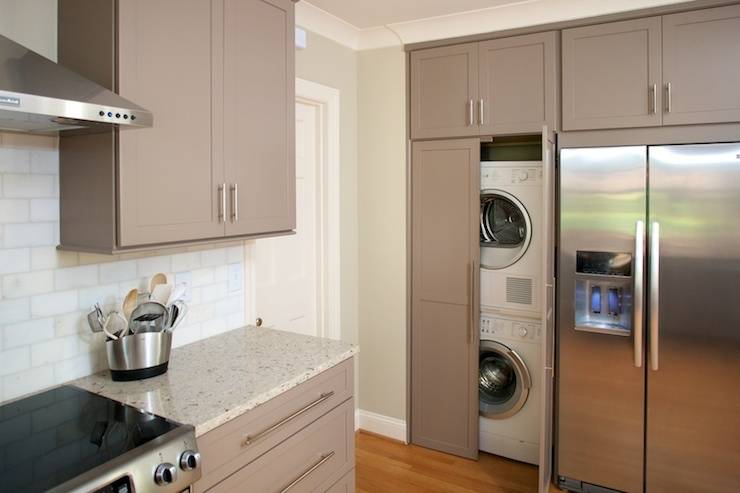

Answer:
[154,463,177,486]
[180,450,201,471]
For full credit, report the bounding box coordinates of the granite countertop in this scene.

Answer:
[72,326,357,437]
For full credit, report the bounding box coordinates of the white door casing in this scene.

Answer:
[246,78,341,340]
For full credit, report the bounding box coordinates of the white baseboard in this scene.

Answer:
[358,409,408,443]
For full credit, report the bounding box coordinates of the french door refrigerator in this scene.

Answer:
[556,143,740,493]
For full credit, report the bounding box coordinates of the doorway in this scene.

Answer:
[246,78,341,340]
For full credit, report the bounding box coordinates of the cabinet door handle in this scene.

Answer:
[665,82,672,113]
[467,99,474,126]
[218,183,226,223]
[230,183,238,222]
[649,84,657,115]
[279,451,335,493]
[478,99,485,126]
[241,391,335,447]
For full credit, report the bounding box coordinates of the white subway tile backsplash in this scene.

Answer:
[3,223,55,248]
[31,291,78,317]
[0,199,30,223]
[0,248,31,275]
[2,270,54,298]
[0,132,246,403]
[2,318,54,348]
[54,265,98,290]
[2,174,54,198]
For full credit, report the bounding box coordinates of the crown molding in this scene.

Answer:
[295,2,361,49]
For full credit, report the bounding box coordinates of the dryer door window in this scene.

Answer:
[479,340,531,419]
[480,190,532,269]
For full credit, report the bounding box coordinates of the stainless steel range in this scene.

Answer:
[0,386,201,493]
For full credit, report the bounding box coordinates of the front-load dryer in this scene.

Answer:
[480,161,542,317]
[479,312,541,465]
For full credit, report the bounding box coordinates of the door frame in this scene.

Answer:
[245,78,341,340]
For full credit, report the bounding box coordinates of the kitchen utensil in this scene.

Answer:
[149,273,167,293]
[106,331,173,381]
[130,301,168,334]
[150,283,172,305]
[87,310,104,333]
[104,311,128,340]
[167,300,189,330]
[166,284,187,305]
[94,302,106,328]
[122,288,139,321]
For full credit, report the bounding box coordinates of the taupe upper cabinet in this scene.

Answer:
[223,0,296,237]
[411,138,479,459]
[562,17,662,131]
[410,44,479,139]
[662,4,740,126]
[478,32,558,135]
[410,33,558,139]
[58,0,295,252]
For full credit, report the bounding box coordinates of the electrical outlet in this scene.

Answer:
[228,263,243,293]
[174,272,193,302]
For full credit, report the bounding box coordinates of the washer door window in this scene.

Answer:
[480,190,531,269]
[479,340,532,419]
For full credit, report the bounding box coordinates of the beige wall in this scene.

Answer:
[295,31,359,347]
[357,46,407,420]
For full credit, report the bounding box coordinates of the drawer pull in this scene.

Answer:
[241,391,335,447]
[279,451,335,493]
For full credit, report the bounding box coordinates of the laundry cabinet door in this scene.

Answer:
[411,139,480,459]
[117,0,225,246]
[223,0,296,237]
[478,32,559,135]
[410,44,479,139]
[662,4,740,125]
[562,17,662,130]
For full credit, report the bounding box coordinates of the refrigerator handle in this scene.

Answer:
[650,222,661,371]
[633,220,645,368]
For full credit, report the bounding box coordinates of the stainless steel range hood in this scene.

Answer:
[0,34,152,134]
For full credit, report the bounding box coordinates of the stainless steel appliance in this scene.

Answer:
[557,144,740,493]
[0,34,152,133]
[0,386,201,492]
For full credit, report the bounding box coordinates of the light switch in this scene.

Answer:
[174,272,193,302]
[228,263,243,293]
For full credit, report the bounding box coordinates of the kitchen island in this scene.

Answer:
[74,326,357,492]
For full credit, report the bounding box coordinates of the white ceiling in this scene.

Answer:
[306,0,530,29]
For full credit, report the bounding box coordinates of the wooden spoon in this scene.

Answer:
[149,273,168,294]
[122,288,139,321]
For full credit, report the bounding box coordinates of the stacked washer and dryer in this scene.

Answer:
[478,159,543,465]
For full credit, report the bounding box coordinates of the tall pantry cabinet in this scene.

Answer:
[57,0,295,252]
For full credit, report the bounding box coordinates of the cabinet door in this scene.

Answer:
[411,139,479,459]
[663,4,740,125]
[562,17,662,130]
[118,0,224,247]
[410,44,479,139]
[478,32,559,135]
[223,0,296,237]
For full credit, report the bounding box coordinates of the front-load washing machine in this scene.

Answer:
[480,161,542,317]
[479,312,541,465]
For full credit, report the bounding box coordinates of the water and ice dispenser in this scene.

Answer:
[574,251,634,336]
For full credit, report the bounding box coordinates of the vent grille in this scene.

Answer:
[506,277,533,305]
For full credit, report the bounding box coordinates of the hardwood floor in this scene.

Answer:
[355,431,553,493]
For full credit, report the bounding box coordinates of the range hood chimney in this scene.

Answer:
[0,34,152,134]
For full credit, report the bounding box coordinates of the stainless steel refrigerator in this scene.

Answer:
[556,143,740,493]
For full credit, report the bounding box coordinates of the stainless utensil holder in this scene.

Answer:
[106,331,173,381]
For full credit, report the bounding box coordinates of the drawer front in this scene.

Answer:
[207,398,355,493]
[325,468,355,493]
[196,357,353,491]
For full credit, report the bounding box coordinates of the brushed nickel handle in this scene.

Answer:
[279,451,335,493]
[649,84,657,115]
[665,82,672,113]
[218,183,226,223]
[478,99,485,126]
[467,99,474,126]
[230,183,238,222]
[649,222,660,371]
[633,220,645,368]
[469,260,477,344]
[241,391,335,447]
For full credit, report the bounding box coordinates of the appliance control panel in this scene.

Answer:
[480,315,541,341]
[481,162,542,188]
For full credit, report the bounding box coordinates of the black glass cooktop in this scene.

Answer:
[0,385,179,493]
